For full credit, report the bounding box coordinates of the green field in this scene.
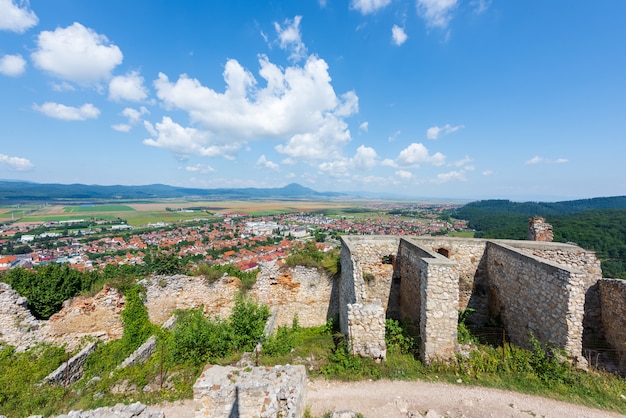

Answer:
[64,205,135,213]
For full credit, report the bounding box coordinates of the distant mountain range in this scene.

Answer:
[0,180,346,202]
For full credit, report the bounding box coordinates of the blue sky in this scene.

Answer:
[1,0,625,201]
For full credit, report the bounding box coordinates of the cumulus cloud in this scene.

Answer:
[274,15,307,62]
[109,71,148,101]
[395,143,445,167]
[416,0,458,29]
[111,106,149,132]
[0,153,33,170]
[0,53,26,76]
[396,170,413,180]
[0,0,38,33]
[152,51,357,161]
[433,169,466,183]
[185,163,215,174]
[352,145,378,171]
[256,155,279,170]
[318,145,378,177]
[391,25,408,46]
[359,121,368,132]
[143,117,241,160]
[451,155,471,167]
[426,123,463,139]
[350,0,392,14]
[526,156,569,165]
[31,22,123,85]
[33,102,100,121]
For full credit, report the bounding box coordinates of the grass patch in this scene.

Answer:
[64,205,136,213]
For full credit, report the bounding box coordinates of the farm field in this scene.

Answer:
[1,199,362,226]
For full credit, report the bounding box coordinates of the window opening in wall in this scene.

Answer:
[436,248,450,258]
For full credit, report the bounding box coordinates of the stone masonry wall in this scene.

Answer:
[401,239,459,363]
[487,241,587,360]
[44,341,98,385]
[404,238,489,325]
[347,301,386,360]
[507,240,604,346]
[0,282,41,350]
[193,364,306,418]
[598,279,626,373]
[397,239,424,324]
[340,236,398,356]
[255,262,335,328]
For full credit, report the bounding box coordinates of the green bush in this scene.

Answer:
[230,294,270,351]
[168,309,234,366]
[193,263,258,292]
[385,319,417,355]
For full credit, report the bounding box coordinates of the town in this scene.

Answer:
[0,202,470,273]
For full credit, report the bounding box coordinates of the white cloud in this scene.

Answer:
[256,155,279,170]
[451,155,471,167]
[33,102,100,121]
[359,121,368,132]
[416,0,458,29]
[0,53,26,76]
[31,22,123,85]
[122,106,149,124]
[381,158,397,167]
[353,145,377,170]
[482,170,493,176]
[109,71,148,101]
[426,123,463,139]
[0,0,38,33]
[51,81,75,92]
[350,0,392,14]
[112,106,149,132]
[392,25,408,46]
[274,15,307,62]
[111,124,131,132]
[526,156,569,165]
[396,143,445,167]
[396,170,413,180]
[388,130,401,142]
[0,153,33,170]
[433,169,466,183]
[185,163,215,174]
[153,52,357,162]
[143,117,241,160]
[470,0,491,14]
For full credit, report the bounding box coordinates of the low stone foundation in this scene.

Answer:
[193,364,306,418]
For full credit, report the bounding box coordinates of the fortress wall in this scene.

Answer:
[403,238,490,325]
[415,247,459,363]
[598,279,626,372]
[487,241,587,358]
[397,239,426,324]
[255,264,335,328]
[340,236,399,357]
[502,241,604,345]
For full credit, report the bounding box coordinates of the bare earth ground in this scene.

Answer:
[157,378,625,418]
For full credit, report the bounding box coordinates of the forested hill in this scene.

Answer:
[453,197,626,279]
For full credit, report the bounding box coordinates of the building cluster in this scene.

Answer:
[0,205,469,273]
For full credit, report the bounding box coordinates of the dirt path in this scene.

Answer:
[157,378,624,417]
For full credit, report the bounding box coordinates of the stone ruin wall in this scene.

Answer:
[402,238,489,325]
[487,241,588,360]
[396,238,460,362]
[341,235,604,363]
[339,236,400,359]
[598,279,626,373]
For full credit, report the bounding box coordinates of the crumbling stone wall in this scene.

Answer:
[347,301,386,360]
[487,241,588,361]
[44,342,98,385]
[193,364,306,418]
[0,282,41,350]
[339,236,398,358]
[402,238,489,325]
[528,216,554,242]
[255,262,336,328]
[398,238,459,363]
[598,279,626,373]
